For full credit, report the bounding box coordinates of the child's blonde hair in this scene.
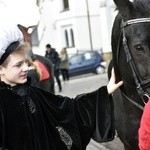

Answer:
[1,42,30,67]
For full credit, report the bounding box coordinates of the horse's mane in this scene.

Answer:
[111,14,122,82]
[133,0,150,16]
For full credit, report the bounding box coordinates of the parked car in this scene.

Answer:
[68,51,106,77]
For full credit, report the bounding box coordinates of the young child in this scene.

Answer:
[0,23,123,150]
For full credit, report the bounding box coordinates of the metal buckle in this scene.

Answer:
[143,93,150,105]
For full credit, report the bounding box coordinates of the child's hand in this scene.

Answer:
[107,68,123,94]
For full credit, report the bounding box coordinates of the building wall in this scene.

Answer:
[34,0,104,56]
[35,0,57,55]
[34,0,117,60]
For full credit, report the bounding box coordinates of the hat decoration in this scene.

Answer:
[0,23,23,64]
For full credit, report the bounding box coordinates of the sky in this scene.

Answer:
[0,0,40,27]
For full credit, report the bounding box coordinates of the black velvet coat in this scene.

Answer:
[0,81,114,150]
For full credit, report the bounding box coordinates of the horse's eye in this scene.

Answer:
[134,45,144,53]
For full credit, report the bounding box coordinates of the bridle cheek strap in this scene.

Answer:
[121,18,150,102]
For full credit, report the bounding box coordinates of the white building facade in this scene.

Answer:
[35,0,117,60]
[0,0,117,60]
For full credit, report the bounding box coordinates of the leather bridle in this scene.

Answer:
[117,18,150,109]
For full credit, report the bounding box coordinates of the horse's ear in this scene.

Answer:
[113,0,134,20]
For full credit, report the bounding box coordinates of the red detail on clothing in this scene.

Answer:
[34,60,50,81]
[139,99,150,150]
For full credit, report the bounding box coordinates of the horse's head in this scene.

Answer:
[112,0,150,99]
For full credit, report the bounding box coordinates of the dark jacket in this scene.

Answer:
[0,80,114,150]
[45,49,60,70]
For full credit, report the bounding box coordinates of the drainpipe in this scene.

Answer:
[86,0,93,51]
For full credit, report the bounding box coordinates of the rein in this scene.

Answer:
[122,92,144,110]
[117,18,150,107]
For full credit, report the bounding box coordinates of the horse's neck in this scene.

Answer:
[121,80,144,104]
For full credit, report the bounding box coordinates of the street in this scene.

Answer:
[55,73,125,150]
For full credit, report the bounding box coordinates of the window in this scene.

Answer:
[70,29,75,47]
[63,0,69,10]
[70,55,83,64]
[62,26,75,48]
[65,30,69,47]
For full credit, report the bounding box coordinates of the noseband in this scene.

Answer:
[119,18,150,106]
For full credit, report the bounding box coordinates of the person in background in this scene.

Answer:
[59,47,69,82]
[27,56,42,86]
[45,44,62,92]
[0,23,123,150]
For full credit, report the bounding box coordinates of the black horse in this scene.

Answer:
[109,0,150,149]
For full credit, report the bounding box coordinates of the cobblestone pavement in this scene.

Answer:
[87,138,124,150]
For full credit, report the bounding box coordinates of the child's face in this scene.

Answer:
[0,52,29,86]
